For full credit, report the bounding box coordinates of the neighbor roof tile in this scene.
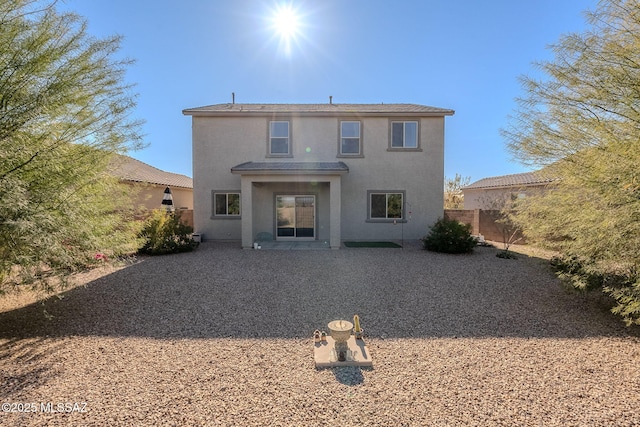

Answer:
[109,155,193,189]
[464,171,555,190]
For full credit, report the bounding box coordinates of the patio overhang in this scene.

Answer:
[231,161,349,176]
[232,162,346,250]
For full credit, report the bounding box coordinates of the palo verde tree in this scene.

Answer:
[443,173,470,209]
[0,0,143,291]
[502,0,640,324]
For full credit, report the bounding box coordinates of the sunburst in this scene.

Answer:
[270,5,303,55]
[273,6,300,39]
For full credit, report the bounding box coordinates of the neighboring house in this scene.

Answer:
[109,154,194,211]
[461,171,555,210]
[183,102,454,249]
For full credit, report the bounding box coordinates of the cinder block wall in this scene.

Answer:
[444,210,477,233]
[444,209,525,244]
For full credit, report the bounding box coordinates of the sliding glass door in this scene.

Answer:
[276,195,315,239]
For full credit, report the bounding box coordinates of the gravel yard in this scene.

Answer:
[1,242,639,426]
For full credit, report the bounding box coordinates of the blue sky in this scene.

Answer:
[58,0,598,183]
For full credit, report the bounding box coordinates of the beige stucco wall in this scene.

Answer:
[126,182,194,211]
[190,114,446,242]
[339,116,445,241]
[462,186,544,210]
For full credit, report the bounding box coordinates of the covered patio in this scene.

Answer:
[231,162,349,249]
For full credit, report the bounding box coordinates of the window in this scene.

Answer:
[340,121,361,155]
[213,192,240,217]
[368,191,404,220]
[391,121,418,148]
[270,121,290,155]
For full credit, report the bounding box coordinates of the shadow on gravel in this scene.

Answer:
[331,366,368,386]
[1,242,638,340]
[0,338,64,399]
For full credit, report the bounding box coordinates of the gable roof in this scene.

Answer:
[183,103,454,117]
[463,171,555,190]
[109,155,193,189]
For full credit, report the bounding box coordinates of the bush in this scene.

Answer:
[138,210,198,255]
[551,253,640,325]
[422,217,476,254]
[496,249,518,259]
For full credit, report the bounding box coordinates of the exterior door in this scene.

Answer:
[276,195,315,239]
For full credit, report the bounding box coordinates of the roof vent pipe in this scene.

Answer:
[232,92,235,104]
[329,95,333,104]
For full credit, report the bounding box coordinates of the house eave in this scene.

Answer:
[184,110,454,118]
[231,170,349,176]
[230,161,349,176]
[182,104,455,118]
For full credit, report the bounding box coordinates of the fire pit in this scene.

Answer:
[327,319,353,361]
[313,316,373,368]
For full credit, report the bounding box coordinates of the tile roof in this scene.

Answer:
[109,155,193,189]
[231,161,349,174]
[463,171,555,190]
[183,103,454,116]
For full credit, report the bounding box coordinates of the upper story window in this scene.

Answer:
[269,121,290,155]
[339,121,362,156]
[391,121,418,149]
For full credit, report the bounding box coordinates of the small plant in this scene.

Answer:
[496,249,518,259]
[138,210,198,255]
[422,217,476,254]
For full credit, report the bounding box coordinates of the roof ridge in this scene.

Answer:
[476,171,539,180]
[463,170,554,190]
[117,154,192,179]
[110,154,193,188]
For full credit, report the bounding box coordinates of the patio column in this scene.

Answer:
[329,175,341,249]
[240,176,253,249]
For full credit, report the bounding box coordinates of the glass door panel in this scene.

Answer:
[295,196,315,238]
[276,196,295,237]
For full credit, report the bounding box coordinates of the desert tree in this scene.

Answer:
[477,193,524,258]
[0,0,144,291]
[443,173,470,209]
[502,0,640,324]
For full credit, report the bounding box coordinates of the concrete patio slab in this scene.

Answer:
[256,240,331,250]
[314,336,373,368]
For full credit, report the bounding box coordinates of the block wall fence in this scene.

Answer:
[444,209,525,244]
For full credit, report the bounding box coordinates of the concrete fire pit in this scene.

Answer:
[314,319,373,368]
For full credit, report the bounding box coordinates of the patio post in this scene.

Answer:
[240,176,254,249]
[329,175,341,249]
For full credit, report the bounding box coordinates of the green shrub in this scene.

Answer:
[606,280,640,326]
[551,253,640,325]
[496,249,518,259]
[422,217,476,254]
[138,210,198,255]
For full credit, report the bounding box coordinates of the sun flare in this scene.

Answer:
[272,6,300,40]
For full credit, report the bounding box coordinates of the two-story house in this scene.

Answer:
[182,102,454,249]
